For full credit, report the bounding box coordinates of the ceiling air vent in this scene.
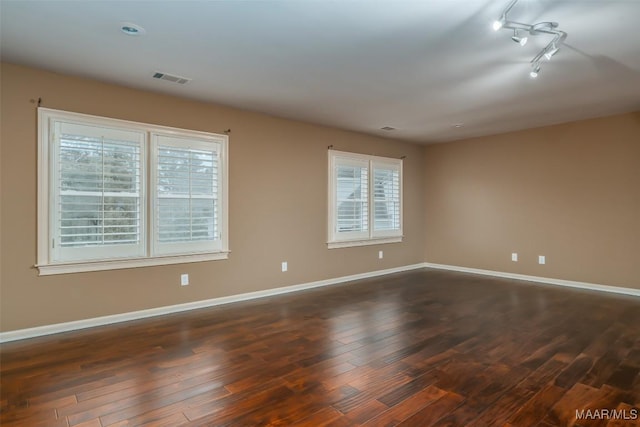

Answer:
[380,126,396,131]
[152,72,191,85]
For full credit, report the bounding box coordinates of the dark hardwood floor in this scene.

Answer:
[1,269,639,426]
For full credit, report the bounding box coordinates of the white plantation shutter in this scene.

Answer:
[330,156,370,240]
[328,151,402,247]
[152,135,222,255]
[336,163,369,233]
[53,122,145,262]
[373,163,401,236]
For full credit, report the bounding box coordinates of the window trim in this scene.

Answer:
[37,108,229,275]
[327,150,403,249]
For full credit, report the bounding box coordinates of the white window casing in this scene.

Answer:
[37,108,229,275]
[328,150,403,249]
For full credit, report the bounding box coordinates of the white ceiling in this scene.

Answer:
[2,0,639,144]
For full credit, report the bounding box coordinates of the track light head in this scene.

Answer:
[530,64,540,78]
[511,30,528,46]
[544,44,559,60]
[493,18,505,31]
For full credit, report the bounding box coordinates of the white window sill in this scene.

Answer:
[36,251,230,276]
[327,237,402,249]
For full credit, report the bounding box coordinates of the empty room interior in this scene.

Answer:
[1,0,639,426]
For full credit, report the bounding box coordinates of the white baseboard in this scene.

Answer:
[0,263,425,343]
[4,262,636,343]
[424,262,640,297]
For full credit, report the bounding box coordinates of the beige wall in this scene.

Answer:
[424,112,640,289]
[1,62,638,334]
[0,63,426,332]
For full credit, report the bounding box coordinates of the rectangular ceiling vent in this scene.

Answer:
[152,72,191,85]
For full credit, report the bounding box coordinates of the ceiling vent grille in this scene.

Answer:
[152,72,191,85]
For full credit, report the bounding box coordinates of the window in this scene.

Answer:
[328,150,402,248]
[37,108,229,275]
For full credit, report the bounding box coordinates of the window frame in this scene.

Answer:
[37,108,229,275]
[327,150,403,249]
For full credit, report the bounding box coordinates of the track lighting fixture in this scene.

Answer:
[511,30,528,46]
[492,0,567,77]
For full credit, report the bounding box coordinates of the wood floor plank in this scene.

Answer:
[520,335,569,370]
[362,384,448,426]
[555,353,596,389]
[605,402,640,427]
[466,386,536,427]
[216,383,358,427]
[546,382,603,426]
[377,369,439,407]
[342,398,389,424]
[606,366,639,390]
[1,269,638,426]
[284,360,357,393]
[333,369,412,414]
[543,382,634,427]
[395,391,465,426]
[73,419,101,427]
[57,369,227,424]
[289,406,345,426]
[183,382,295,424]
[508,384,567,426]
[111,408,190,427]
[518,357,568,393]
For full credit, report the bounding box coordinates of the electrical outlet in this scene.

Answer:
[281,261,288,272]
[180,274,189,286]
[538,255,546,265]
[511,252,518,262]
[378,250,383,259]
